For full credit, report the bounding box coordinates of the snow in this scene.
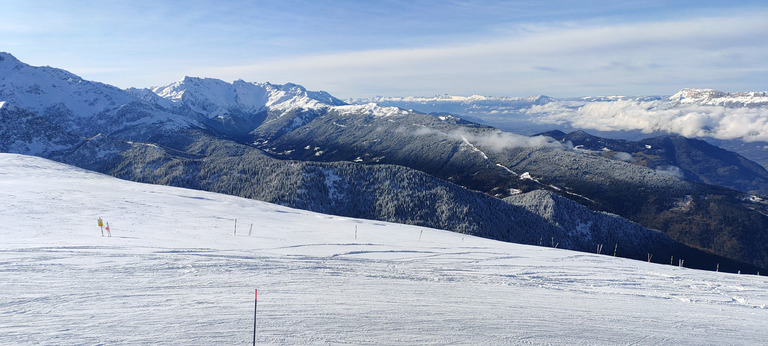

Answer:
[364,89,768,109]
[520,171,538,182]
[358,88,768,143]
[0,54,134,118]
[670,88,768,106]
[334,103,409,117]
[322,167,344,201]
[459,136,489,160]
[495,163,517,175]
[2,153,768,344]
[0,53,195,135]
[357,94,546,104]
[575,221,593,238]
[149,78,344,119]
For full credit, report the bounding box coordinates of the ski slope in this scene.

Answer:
[1,153,767,345]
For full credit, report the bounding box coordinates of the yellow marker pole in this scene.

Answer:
[97,217,104,236]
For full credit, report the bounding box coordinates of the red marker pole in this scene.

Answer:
[253,289,258,346]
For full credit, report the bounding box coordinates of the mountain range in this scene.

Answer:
[1,52,767,273]
[353,89,768,168]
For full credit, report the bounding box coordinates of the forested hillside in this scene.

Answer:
[2,52,767,272]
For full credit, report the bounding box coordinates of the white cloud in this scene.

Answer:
[185,11,768,98]
[528,100,768,142]
[455,129,567,151]
[413,127,568,151]
[655,165,684,179]
[613,152,633,161]
[6,4,765,99]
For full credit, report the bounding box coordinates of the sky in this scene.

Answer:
[1,0,767,98]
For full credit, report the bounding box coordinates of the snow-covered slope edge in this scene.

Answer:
[2,153,767,345]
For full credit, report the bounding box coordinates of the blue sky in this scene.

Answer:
[1,0,767,98]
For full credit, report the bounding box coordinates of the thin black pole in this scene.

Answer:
[253,289,257,346]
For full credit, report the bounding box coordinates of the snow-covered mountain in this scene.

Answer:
[127,76,348,139]
[0,51,355,161]
[670,88,768,107]
[139,77,346,116]
[3,52,768,272]
[353,89,768,167]
[352,94,555,123]
[0,52,191,139]
[0,52,350,144]
[358,94,554,106]
[539,130,768,196]
[3,153,767,344]
[354,88,768,116]
[0,52,131,116]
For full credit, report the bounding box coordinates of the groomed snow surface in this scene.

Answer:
[2,154,767,345]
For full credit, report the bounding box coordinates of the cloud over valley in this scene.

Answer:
[525,97,768,142]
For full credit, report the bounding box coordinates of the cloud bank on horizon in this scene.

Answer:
[1,1,766,99]
[527,98,768,142]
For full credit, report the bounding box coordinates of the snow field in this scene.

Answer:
[1,153,768,345]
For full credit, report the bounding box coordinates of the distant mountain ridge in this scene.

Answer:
[354,88,768,110]
[1,52,767,273]
[540,130,768,195]
[141,77,346,113]
[0,52,192,140]
[353,88,768,168]
[669,88,768,107]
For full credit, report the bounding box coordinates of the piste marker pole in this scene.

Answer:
[253,289,258,346]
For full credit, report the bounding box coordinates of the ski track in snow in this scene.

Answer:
[1,153,768,345]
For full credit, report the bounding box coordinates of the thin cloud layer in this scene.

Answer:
[193,11,768,98]
[455,130,567,152]
[2,2,766,99]
[414,127,567,151]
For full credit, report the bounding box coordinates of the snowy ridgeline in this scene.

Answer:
[353,89,768,150]
[1,153,768,345]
